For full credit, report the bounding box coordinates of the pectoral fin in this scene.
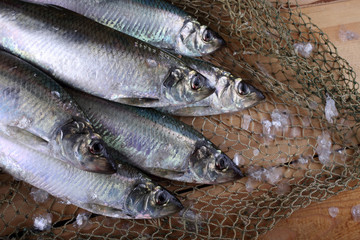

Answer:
[0,125,49,153]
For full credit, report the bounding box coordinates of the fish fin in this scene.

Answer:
[83,203,133,219]
[167,106,214,116]
[0,125,50,153]
[116,97,160,107]
[147,168,185,179]
[37,3,70,12]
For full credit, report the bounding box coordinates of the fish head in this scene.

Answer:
[232,78,265,108]
[163,66,215,104]
[176,19,225,57]
[216,74,265,111]
[189,141,244,184]
[126,182,183,219]
[54,119,116,174]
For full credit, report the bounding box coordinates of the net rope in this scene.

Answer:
[0,0,359,239]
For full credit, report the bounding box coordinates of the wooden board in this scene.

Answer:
[261,0,360,239]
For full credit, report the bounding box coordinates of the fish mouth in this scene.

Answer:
[82,157,117,174]
[199,26,226,54]
[152,194,184,218]
[255,87,265,101]
[214,153,244,183]
[210,29,226,48]
[226,157,244,178]
[166,191,184,212]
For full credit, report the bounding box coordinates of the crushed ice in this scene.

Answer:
[34,213,52,231]
[262,109,290,140]
[247,166,283,185]
[328,207,339,218]
[74,212,91,228]
[271,109,290,131]
[339,26,359,42]
[351,204,360,222]
[241,114,252,131]
[264,167,283,185]
[297,155,310,165]
[30,188,49,203]
[325,94,339,124]
[302,116,311,127]
[180,209,204,232]
[290,127,301,138]
[276,182,291,195]
[316,132,332,166]
[245,179,256,192]
[233,153,245,165]
[293,42,313,58]
[262,119,274,139]
[309,101,318,110]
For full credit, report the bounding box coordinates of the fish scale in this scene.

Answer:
[25,0,224,57]
[69,89,245,184]
[0,50,117,174]
[0,55,74,139]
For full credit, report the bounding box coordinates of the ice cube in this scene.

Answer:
[30,188,49,204]
[75,212,91,228]
[271,109,290,131]
[302,116,311,127]
[351,204,360,222]
[262,120,273,137]
[325,95,339,124]
[316,132,332,166]
[328,207,339,218]
[309,101,318,110]
[33,213,52,231]
[264,167,283,185]
[290,127,301,138]
[245,179,256,192]
[339,26,359,42]
[294,42,313,58]
[233,153,245,165]
[276,182,291,195]
[241,114,252,131]
[180,209,203,232]
[298,156,309,164]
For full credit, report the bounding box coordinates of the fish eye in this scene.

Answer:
[155,190,168,206]
[237,82,250,95]
[215,157,227,171]
[202,28,214,42]
[191,75,203,91]
[89,140,104,155]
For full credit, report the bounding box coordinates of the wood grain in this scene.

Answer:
[261,0,360,239]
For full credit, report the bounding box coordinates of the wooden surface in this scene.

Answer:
[261,0,360,239]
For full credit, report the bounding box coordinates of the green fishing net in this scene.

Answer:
[1,0,359,239]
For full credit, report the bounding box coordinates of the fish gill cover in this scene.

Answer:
[0,0,359,239]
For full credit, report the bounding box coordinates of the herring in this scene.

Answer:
[0,50,115,174]
[0,131,183,219]
[68,89,244,184]
[158,57,265,116]
[25,0,225,57]
[0,0,215,108]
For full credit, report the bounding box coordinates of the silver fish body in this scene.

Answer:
[158,57,265,116]
[68,89,244,184]
[25,0,225,57]
[0,50,116,174]
[0,0,215,107]
[0,132,183,218]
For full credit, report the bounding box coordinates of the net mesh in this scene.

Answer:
[1,0,359,239]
